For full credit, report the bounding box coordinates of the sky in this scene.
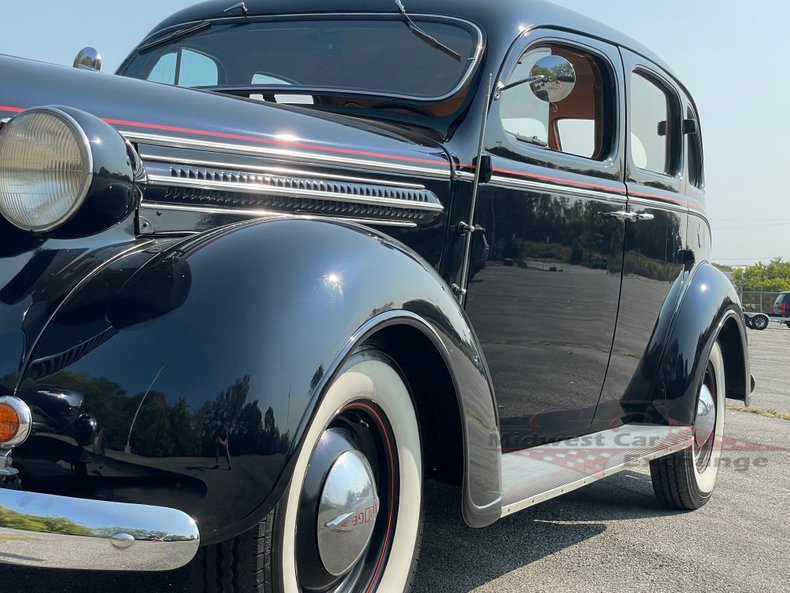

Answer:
[1,0,788,266]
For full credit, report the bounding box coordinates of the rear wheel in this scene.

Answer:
[650,341,725,510]
[191,350,423,592]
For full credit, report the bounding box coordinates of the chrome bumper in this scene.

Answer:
[0,488,199,571]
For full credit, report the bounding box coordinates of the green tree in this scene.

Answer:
[732,258,790,292]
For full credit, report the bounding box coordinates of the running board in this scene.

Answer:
[500,424,693,517]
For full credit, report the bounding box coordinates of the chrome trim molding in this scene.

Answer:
[488,174,628,204]
[688,206,708,219]
[146,164,442,212]
[628,195,689,214]
[122,131,452,179]
[141,203,418,228]
[500,424,693,516]
[0,489,199,571]
[139,152,427,189]
[460,170,699,214]
[141,161,442,226]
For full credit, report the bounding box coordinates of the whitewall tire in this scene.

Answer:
[650,341,726,509]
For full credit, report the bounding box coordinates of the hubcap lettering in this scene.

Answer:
[316,449,380,577]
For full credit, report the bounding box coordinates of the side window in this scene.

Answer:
[148,49,218,87]
[500,45,611,160]
[630,71,677,174]
[686,106,704,187]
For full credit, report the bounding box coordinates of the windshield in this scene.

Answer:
[120,17,481,100]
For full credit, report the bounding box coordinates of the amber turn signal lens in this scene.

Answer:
[0,402,20,444]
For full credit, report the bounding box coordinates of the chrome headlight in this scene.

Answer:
[0,108,92,232]
[0,106,139,236]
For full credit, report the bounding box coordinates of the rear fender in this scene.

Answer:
[652,263,751,426]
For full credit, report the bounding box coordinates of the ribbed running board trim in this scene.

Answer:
[500,424,693,516]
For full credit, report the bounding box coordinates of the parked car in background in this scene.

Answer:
[773,292,790,327]
[0,1,753,592]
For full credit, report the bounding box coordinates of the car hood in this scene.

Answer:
[0,55,452,179]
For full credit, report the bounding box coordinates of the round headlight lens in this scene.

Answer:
[0,108,92,232]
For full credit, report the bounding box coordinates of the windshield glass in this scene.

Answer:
[120,17,480,100]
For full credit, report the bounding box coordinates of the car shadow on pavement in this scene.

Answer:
[412,470,682,593]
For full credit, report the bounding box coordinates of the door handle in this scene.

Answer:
[600,211,654,222]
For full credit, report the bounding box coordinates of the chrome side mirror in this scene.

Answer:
[528,55,575,102]
[495,55,576,102]
[73,47,102,71]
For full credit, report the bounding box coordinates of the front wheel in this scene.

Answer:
[192,350,423,593]
[650,341,725,510]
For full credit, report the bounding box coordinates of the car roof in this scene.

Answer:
[144,0,674,75]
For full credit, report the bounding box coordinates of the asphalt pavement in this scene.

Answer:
[2,326,788,593]
[735,322,790,415]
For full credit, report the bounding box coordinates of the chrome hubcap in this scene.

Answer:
[694,384,716,449]
[316,449,380,577]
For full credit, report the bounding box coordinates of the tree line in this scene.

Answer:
[731,258,790,292]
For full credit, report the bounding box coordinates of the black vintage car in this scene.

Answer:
[0,1,752,591]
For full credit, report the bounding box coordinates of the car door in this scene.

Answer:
[593,49,689,430]
[464,30,627,450]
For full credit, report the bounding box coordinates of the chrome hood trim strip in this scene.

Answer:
[139,152,427,189]
[140,160,444,226]
[141,203,418,228]
[123,131,452,179]
[146,168,443,213]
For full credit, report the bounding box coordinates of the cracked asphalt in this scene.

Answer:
[2,327,788,593]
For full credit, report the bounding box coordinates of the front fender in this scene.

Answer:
[653,262,751,425]
[16,217,500,543]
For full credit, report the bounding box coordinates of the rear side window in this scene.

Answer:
[500,44,613,160]
[630,71,677,174]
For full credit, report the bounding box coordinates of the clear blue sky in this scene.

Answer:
[1,0,788,266]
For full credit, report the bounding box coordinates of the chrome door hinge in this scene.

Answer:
[457,222,486,236]
[451,283,467,297]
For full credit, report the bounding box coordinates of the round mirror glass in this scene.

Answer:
[529,55,575,102]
